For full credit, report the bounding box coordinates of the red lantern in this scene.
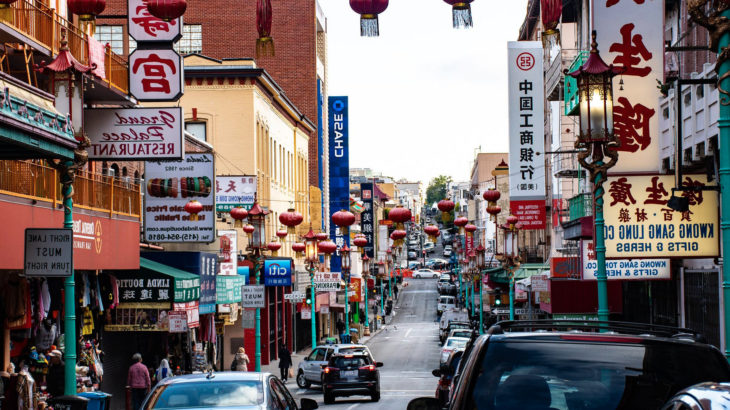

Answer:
[424,225,440,244]
[454,216,468,234]
[292,242,306,257]
[184,200,203,221]
[267,241,282,256]
[332,209,356,236]
[279,208,304,235]
[276,229,288,240]
[443,0,474,29]
[256,0,274,57]
[464,224,477,237]
[482,189,501,204]
[243,224,255,241]
[229,207,248,228]
[388,206,412,229]
[68,0,106,19]
[390,229,407,248]
[318,240,337,255]
[353,235,368,249]
[315,232,329,242]
[487,205,502,220]
[437,199,455,222]
[146,0,187,22]
[349,0,389,37]
[541,0,562,48]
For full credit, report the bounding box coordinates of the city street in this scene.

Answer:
[292,277,441,408]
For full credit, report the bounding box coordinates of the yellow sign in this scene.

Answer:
[604,174,718,258]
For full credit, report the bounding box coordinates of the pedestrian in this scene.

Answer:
[154,358,172,384]
[127,353,151,410]
[45,350,64,398]
[278,343,292,382]
[336,318,346,342]
[394,284,399,300]
[233,347,250,371]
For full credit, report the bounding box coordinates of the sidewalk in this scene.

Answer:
[261,294,401,385]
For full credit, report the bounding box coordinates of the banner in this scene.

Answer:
[85,107,184,160]
[215,176,257,212]
[360,183,375,259]
[144,153,215,242]
[604,174,719,258]
[508,41,545,200]
[329,96,350,273]
[263,258,293,287]
[510,200,546,230]
[582,240,670,280]
[594,0,663,172]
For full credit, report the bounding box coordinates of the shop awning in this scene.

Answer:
[139,257,200,303]
[486,263,547,284]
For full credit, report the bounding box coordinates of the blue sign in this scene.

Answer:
[328,96,350,274]
[264,259,292,287]
[237,266,250,284]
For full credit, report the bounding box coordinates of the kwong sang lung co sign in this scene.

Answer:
[84,107,183,160]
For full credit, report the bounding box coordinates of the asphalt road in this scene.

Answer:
[293,277,441,409]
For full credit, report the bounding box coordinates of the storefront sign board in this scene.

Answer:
[215,176,257,212]
[264,258,293,287]
[582,239,670,280]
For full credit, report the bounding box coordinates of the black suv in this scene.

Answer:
[321,352,383,404]
[410,320,730,410]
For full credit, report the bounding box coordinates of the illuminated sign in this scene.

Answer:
[264,258,292,287]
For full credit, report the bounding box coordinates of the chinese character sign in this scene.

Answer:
[215,176,257,212]
[128,0,182,42]
[361,182,375,259]
[329,96,350,273]
[594,0,663,172]
[508,42,545,201]
[604,174,718,258]
[129,49,183,102]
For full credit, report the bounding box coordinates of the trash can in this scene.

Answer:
[79,392,112,410]
[47,395,89,410]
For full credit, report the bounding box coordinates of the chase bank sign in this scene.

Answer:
[264,258,292,287]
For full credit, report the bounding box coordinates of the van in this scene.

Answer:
[438,295,456,315]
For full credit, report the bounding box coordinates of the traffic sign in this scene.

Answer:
[24,228,73,277]
[285,291,305,301]
[241,285,265,308]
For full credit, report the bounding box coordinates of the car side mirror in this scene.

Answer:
[376,362,384,368]
[407,397,441,410]
[300,398,319,410]
[431,369,441,377]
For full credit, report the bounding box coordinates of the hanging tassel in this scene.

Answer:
[256,0,275,56]
[360,14,379,37]
[452,4,472,29]
[256,37,275,57]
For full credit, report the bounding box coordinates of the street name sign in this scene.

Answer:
[284,291,305,301]
[314,272,340,291]
[24,228,73,277]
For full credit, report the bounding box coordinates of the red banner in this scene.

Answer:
[510,200,546,230]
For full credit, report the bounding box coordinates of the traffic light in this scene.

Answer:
[494,291,502,306]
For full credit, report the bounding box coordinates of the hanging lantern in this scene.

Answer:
[267,241,282,256]
[482,188,501,205]
[353,235,368,249]
[390,229,407,248]
[256,0,274,57]
[437,199,455,222]
[276,229,288,240]
[540,0,562,49]
[184,200,203,221]
[332,209,356,236]
[443,0,474,29]
[388,206,412,230]
[318,240,337,265]
[279,208,304,235]
[454,216,468,234]
[68,0,106,33]
[349,0,389,37]
[229,207,248,228]
[146,0,187,22]
[433,229,441,244]
[243,224,255,242]
[464,224,477,237]
[315,232,329,242]
[292,242,306,258]
[486,205,502,221]
[424,225,440,243]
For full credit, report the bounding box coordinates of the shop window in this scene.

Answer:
[185,122,207,141]
[175,24,203,55]
[94,25,124,55]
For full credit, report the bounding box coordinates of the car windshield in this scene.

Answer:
[452,331,471,338]
[466,340,730,410]
[445,338,468,348]
[147,380,264,409]
[440,297,454,303]
[333,356,369,368]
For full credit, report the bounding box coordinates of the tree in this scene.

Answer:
[425,175,453,207]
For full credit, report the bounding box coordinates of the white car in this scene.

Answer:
[437,295,456,314]
[296,343,373,388]
[413,268,439,279]
[440,337,469,364]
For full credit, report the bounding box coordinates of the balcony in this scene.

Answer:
[0,0,128,95]
[0,159,141,218]
[568,192,593,221]
[564,51,588,116]
[545,48,578,102]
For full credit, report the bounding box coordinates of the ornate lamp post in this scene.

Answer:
[340,243,352,336]
[361,254,371,335]
[566,31,622,322]
[377,260,386,322]
[246,201,269,371]
[475,244,486,333]
[499,215,521,320]
[303,229,320,350]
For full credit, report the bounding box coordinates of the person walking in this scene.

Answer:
[394,284,399,300]
[277,343,292,382]
[336,318,346,342]
[127,353,151,410]
[233,347,250,371]
[154,358,172,385]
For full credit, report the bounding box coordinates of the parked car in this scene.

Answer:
[437,277,457,296]
[437,295,456,315]
[139,372,318,410]
[413,268,439,279]
[410,320,730,410]
[408,261,422,270]
[440,320,471,344]
[423,242,435,253]
[439,337,469,365]
[662,382,730,409]
[321,352,383,404]
[445,328,472,342]
[443,248,452,257]
[407,250,417,260]
[296,344,373,389]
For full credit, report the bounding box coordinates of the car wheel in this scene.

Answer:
[371,391,380,402]
[296,370,310,389]
[433,274,438,278]
[323,389,335,404]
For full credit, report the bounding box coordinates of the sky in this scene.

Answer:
[320,0,530,186]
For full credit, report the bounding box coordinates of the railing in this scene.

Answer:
[564,51,589,116]
[0,0,128,94]
[568,192,594,221]
[0,160,141,218]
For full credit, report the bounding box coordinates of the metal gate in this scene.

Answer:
[683,269,721,349]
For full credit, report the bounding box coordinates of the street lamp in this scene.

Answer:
[475,244,486,333]
[303,228,320,351]
[566,30,622,322]
[499,215,521,320]
[377,260,386,322]
[340,243,352,337]
[246,201,269,372]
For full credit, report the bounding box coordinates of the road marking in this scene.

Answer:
[405,328,412,338]
[346,404,360,410]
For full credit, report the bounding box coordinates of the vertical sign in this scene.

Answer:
[594,0,663,172]
[508,42,546,230]
[198,253,218,314]
[361,182,375,259]
[329,96,350,274]
[144,153,215,242]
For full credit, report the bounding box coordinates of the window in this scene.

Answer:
[94,25,124,55]
[696,85,704,100]
[185,122,206,141]
[175,24,203,54]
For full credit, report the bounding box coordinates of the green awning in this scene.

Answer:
[486,263,548,284]
[140,257,200,303]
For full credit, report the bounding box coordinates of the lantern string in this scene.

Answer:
[452,4,473,29]
[360,16,379,37]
